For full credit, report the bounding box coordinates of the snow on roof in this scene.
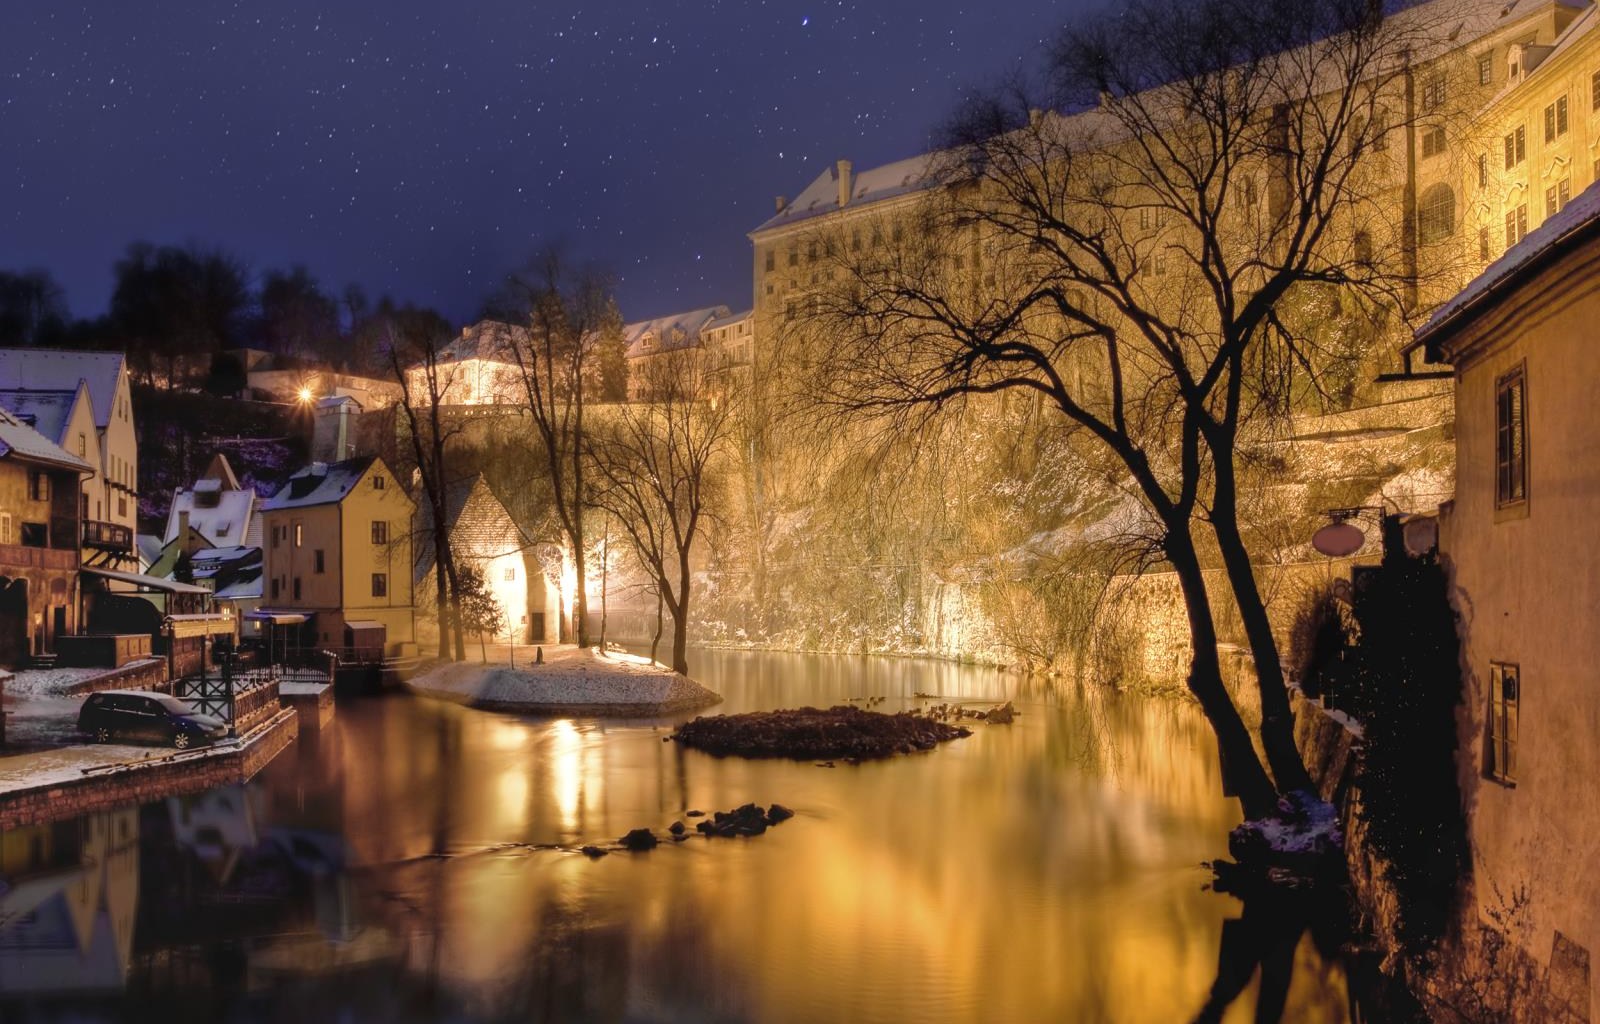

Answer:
[623,306,731,359]
[261,455,379,511]
[214,572,264,602]
[0,387,79,445]
[0,350,125,427]
[754,152,940,235]
[436,320,527,365]
[1417,176,1600,351]
[164,477,257,547]
[0,405,92,472]
[705,309,752,331]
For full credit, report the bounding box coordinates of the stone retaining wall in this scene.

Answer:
[62,658,170,695]
[0,709,297,829]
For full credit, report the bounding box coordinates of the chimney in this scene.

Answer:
[836,159,853,207]
[178,509,190,542]
[775,195,788,213]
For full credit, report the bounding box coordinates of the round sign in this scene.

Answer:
[1312,521,1366,557]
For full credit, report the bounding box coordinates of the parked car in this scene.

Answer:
[78,690,229,750]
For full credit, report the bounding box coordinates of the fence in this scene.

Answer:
[173,655,332,734]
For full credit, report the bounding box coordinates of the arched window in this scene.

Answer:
[1419,183,1456,243]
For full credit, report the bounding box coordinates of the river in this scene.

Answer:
[0,650,1374,1022]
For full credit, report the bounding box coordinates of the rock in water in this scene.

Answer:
[986,701,1016,725]
[766,803,795,825]
[671,705,971,760]
[580,845,608,859]
[619,828,659,851]
[668,820,687,835]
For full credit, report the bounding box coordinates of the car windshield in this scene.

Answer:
[154,696,199,715]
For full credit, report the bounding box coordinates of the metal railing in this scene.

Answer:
[81,519,133,552]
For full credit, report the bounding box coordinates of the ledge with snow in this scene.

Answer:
[406,645,721,717]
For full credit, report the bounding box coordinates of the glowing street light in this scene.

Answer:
[297,386,314,403]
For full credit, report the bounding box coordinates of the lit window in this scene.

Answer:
[1504,203,1529,249]
[1477,153,1488,189]
[1418,184,1456,243]
[1495,364,1528,507]
[1486,662,1520,785]
[293,522,303,547]
[372,475,385,490]
[504,567,516,582]
[1504,125,1526,169]
[1543,95,1569,143]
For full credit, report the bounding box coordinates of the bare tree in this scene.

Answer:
[384,309,468,661]
[497,250,623,649]
[586,347,734,676]
[797,0,1463,816]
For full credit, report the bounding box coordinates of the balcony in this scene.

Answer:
[0,541,77,573]
[82,519,133,553]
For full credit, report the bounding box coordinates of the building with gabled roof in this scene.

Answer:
[413,474,559,646]
[163,453,262,551]
[255,455,415,659]
[0,349,137,571]
[0,405,90,667]
[404,320,526,408]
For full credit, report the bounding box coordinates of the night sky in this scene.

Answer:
[1,1,1082,325]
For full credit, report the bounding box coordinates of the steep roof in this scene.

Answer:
[164,453,258,547]
[0,387,80,446]
[623,306,731,359]
[753,153,939,235]
[412,475,529,584]
[705,309,753,331]
[0,350,125,427]
[261,455,378,511]
[1418,177,1600,355]
[0,405,92,472]
[438,320,527,364]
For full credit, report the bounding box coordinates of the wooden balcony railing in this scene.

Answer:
[82,519,133,553]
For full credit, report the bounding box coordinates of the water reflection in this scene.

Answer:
[0,650,1375,1022]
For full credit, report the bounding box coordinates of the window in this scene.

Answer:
[314,549,325,573]
[1371,109,1389,152]
[504,567,517,582]
[850,230,862,252]
[271,577,280,600]
[1504,125,1526,168]
[371,521,388,544]
[1354,231,1373,263]
[1495,363,1528,507]
[20,522,45,547]
[1478,225,1490,262]
[1418,183,1456,243]
[1478,53,1493,86]
[784,301,796,323]
[293,522,303,547]
[271,525,281,549]
[1545,177,1571,218]
[1421,126,1447,159]
[786,249,797,267]
[76,433,85,457]
[1422,75,1446,110]
[1593,69,1600,111]
[1504,203,1529,249]
[1477,153,1488,189]
[806,241,818,264]
[1486,662,1520,785]
[117,495,126,517]
[371,573,388,598]
[0,512,10,545]
[764,251,775,272]
[1139,207,1152,230]
[1544,95,1569,142]
[372,474,385,490]
[27,471,49,502]
[292,577,302,600]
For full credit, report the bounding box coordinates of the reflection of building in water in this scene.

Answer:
[0,808,140,996]
[167,784,260,883]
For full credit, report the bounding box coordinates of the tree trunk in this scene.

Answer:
[432,527,451,660]
[598,530,609,652]
[671,569,691,677]
[1207,490,1314,794]
[1165,528,1280,819]
[442,545,466,663]
[650,588,664,666]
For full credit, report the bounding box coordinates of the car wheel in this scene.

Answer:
[172,733,191,750]
[95,727,110,743]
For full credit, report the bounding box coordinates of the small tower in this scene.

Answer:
[311,395,363,463]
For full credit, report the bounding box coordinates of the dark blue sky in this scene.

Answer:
[1,1,1081,325]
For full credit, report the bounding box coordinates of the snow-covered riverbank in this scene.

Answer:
[407,646,721,716]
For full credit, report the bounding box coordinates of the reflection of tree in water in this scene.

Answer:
[1192,872,1430,1024]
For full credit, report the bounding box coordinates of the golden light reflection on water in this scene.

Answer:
[289,651,1356,1023]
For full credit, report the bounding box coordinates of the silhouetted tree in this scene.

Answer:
[0,269,69,347]
[257,265,340,363]
[110,242,249,388]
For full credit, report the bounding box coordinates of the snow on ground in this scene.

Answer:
[3,665,137,697]
[408,645,721,715]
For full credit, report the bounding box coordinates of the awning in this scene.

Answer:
[344,620,386,633]
[245,610,310,625]
[81,565,209,595]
